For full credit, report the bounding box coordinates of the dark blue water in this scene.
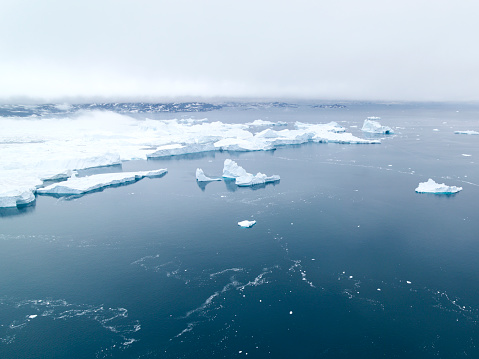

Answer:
[1,102,479,358]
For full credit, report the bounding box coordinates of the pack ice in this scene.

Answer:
[415,179,463,194]
[361,117,394,134]
[37,169,167,195]
[223,159,280,186]
[0,110,378,208]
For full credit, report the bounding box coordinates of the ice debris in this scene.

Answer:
[37,169,167,195]
[223,159,280,186]
[196,168,221,182]
[415,178,463,194]
[454,130,479,135]
[361,117,394,134]
[238,220,256,228]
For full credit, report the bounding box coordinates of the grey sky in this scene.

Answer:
[1,0,479,102]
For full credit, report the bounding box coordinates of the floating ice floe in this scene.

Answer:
[222,159,280,186]
[0,110,380,208]
[195,168,221,182]
[361,117,394,134]
[238,220,256,228]
[37,169,167,195]
[415,178,463,194]
[454,130,479,135]
[246,119,288,127]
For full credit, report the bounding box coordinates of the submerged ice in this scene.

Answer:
[1,110,379,207]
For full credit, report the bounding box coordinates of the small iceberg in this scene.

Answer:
[415,178,463,194]
[238,220,256,228]
[196,168,221,182]
[236,173,281,187]
[361,117,394,134]
[222,159,280,186]
[454,130,479,135]
[37,169,167,195]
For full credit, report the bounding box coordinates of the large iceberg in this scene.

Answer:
[0,110,380,207]
[222,159,280,186]
[361,117,394,134]
[195,168,221,182]
[37,169,167,195]
[415,179,463,194]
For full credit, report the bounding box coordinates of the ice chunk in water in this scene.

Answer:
[361,117,394,134]
[415,178,462,194]
[238,220,256,228]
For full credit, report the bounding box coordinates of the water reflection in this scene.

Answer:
[0,202,36,218]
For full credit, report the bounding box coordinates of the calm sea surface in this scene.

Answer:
[1,102,479,358]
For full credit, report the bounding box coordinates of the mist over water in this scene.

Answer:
[1,101,479,358]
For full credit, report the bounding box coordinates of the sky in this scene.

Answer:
[1,0,479,103]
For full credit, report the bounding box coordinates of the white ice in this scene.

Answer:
[361,117,394,134]
[195,168,221,182]
[415,178,463,194]
[238,220,256,228]
[222,159,280,186]
[37,169,167,195]
[0,110,379,207]
[454,130,479,135]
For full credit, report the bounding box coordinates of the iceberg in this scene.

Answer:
[196,168,221,182]
[222,159,249,178]
[236,173,280,187]
[37,169,167,195]
[222,159,280,187]
[361,117,394,134]
[238,220,256,228]
[415,178,463,194]
[454,130,479,135]
[0,110,380,208]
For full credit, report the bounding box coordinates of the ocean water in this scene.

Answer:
[1,101,479,358]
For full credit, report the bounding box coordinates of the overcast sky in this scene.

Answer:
[1,0,479,103]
